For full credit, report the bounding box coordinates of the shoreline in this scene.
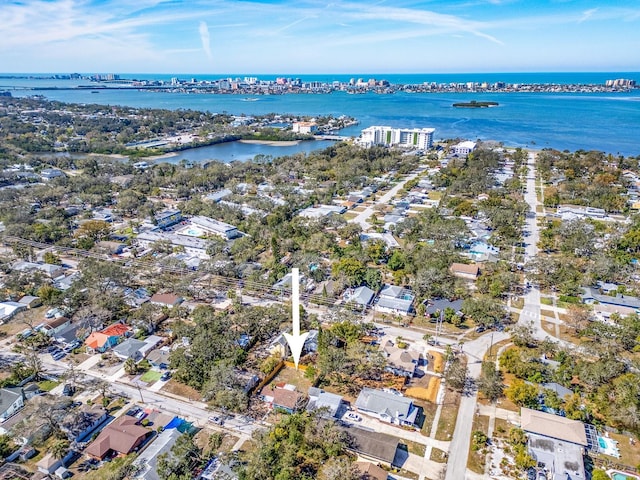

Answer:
[239,139,302,146]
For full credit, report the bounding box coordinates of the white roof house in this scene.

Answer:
[298,205,346,218]
[354,388,418,426]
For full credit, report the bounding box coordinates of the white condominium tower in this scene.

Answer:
[360,126,435,149]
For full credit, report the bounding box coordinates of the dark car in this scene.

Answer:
[62,384,75,396]
[160,371,172,381]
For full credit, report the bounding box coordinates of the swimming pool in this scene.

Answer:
[609,470,640,480]
[177,225,205,237]
[598,436,621,458]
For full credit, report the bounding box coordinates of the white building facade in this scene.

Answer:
[360,126,435,150]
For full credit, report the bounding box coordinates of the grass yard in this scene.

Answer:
[402,440,427,457]
[270,366,312,392]
[435,388,460,441]
[139,370,162,383]
[493,418,511,439]
[467,415,490,474]
[163,379,202,400]
[428,191,443,200]
[609,432,640,469]
[430,448,448,463]
[540,297,553,306]
[420,401,438,437]
[37,380,60,391]
[540,309,556,318]
[511,297,524,310]
[406,376,441,403]
[343,212,358,220]
[541,320,556,336]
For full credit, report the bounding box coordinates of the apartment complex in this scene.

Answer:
[360,126,435,150]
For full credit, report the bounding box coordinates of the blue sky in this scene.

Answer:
[1,0,639,73]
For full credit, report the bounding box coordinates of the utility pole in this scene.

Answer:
[135,381,144,403]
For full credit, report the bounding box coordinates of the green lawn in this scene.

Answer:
[38,380,60,391]
[140,370,162,383]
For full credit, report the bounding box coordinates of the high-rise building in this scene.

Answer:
[360,126,435,150]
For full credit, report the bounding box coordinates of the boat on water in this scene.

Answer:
[91,90,100,94]
[241,97,259,102]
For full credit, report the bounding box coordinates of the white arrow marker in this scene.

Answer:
[283,268,309,370]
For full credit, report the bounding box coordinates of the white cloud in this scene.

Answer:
[578,8,598,23]
[199,21,213,61]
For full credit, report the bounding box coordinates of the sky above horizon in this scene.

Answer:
[1,0,639,74]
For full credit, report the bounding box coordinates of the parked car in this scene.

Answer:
[208,416,223,425]
[346,412,361,422]
[62,384,75,396]
[160,371,172,381]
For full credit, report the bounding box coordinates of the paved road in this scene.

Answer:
[444,332,509,480]
[519,151,546,340]
[350,171,420,229]
[39,354,264,436]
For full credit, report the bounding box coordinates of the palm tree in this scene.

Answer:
[51,439,70,459]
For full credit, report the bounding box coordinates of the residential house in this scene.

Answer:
[85,323,132,353]
[541,383,573,400]
[13,261,64,279]
[18,295,41,309]
[146,347,171,369]
[96,241,126,255]
[591,303,636,324]
[113,338,147,361]
[150,293,183,308]
[580,287,640,311]
[520,407,587,480]
[37,453,62,475]
[268,334,289,358]
[40,168,65,181]
[54,272,80,291]
[354,388,419,426]
[355,462,388,480]
[205,189,232,203]
[233,369,259,394]
[41,316,71,337]
[60,406,108,442]
[93,208,114,222]
[450,262,480,281]
[0,387,26,422]
[139,335,164,356]
[85,415,152,460]
[342,426,400,468]
[298,205,346,218]
[306,387,345,419]
[133,428,182,480]
[0,302,26,323]
[346,286,376,308]
[375,284,414,316]
[424,298,464,318]
[261,384,305,414]
[360,232,400,249]
[467,242,500,261]
[380,338,421,378]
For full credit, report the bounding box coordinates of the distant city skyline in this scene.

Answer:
[1,0,639,74]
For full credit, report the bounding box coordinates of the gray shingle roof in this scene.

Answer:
[113,338,146,359]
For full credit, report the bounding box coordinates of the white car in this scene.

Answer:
[346,412,361,422]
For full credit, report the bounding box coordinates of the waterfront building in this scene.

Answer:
[360,126,435,150]
[451,141,477,156]
[292,121,318,134]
